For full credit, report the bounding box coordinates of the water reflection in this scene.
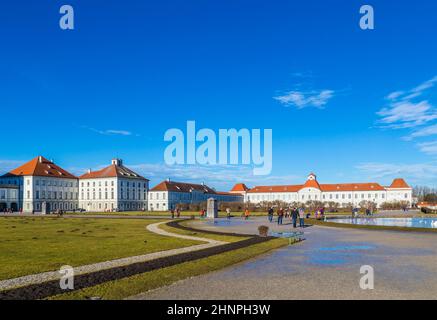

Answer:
[333,217,437,229]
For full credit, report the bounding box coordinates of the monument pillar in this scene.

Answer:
[206,198,218,219]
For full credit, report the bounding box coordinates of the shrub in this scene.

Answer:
[379,201,410,210]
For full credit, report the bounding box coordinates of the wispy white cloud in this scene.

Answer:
[274,89,335,109]
[377,100,437,129]
[378,76,437,131]
[129,162,301,190]
[83,126,135,136]
[417,141,437,155]
[356,161,437,185]
[405,124,437,140]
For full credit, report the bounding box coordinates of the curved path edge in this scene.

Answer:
[0,220,273,300]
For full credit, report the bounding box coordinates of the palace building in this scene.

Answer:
[78,159,149,212]
[148,179,243,211]
[0,156,79,213]
[231,173,413,208]
[0,156,149,213]
[0,157,413,213]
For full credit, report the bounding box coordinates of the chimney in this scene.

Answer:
[166,178,171,182]
[87,169,91,174]
[38,156,42,163]
[111,159,122,166]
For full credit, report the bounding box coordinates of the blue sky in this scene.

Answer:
[1,0,437,190]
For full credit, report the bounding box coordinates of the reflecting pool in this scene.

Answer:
[332,217,437,229]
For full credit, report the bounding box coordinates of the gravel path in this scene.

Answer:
[0,221,225,291]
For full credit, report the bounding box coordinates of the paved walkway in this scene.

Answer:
[0,221,226,291]
[132,218,437,300]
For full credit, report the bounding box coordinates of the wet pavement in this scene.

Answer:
[132,217,437,300]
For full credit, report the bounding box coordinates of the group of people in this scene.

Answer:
[2,208,17,214]
[268,207,305,228]
[170,207,181,219]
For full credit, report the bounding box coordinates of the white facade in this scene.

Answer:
[148,180,243,211]
[0,185,19,211]
[0,156,149,213]
[241,174,413,208]
[78,159,149,212]
[22,176,79,213]
[0,156,78,213]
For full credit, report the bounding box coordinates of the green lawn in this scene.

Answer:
[0,217,202,280]
[67,210,270,217]
[50,237,288,300]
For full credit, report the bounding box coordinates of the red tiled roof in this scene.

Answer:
[320,183,385,192]
[216,191,242,196]
[248,185,303,193]
[2,156,77,179]
[150,180,216,193]
[301,179,321,190]
[79,164,148,180]
[247,182,386,193]
[389,178,410,188]
[230,183,250,192]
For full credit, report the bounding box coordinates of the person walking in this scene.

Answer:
[299,207,305,228]
[291,207,298,228]
[176,207,181,218]
[226,207,231,219]
[268,207,274,223]
[244,208,250,220]
[277,207,284,225]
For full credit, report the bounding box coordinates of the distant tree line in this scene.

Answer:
[413,185,437,202]
[174,199,410,213]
